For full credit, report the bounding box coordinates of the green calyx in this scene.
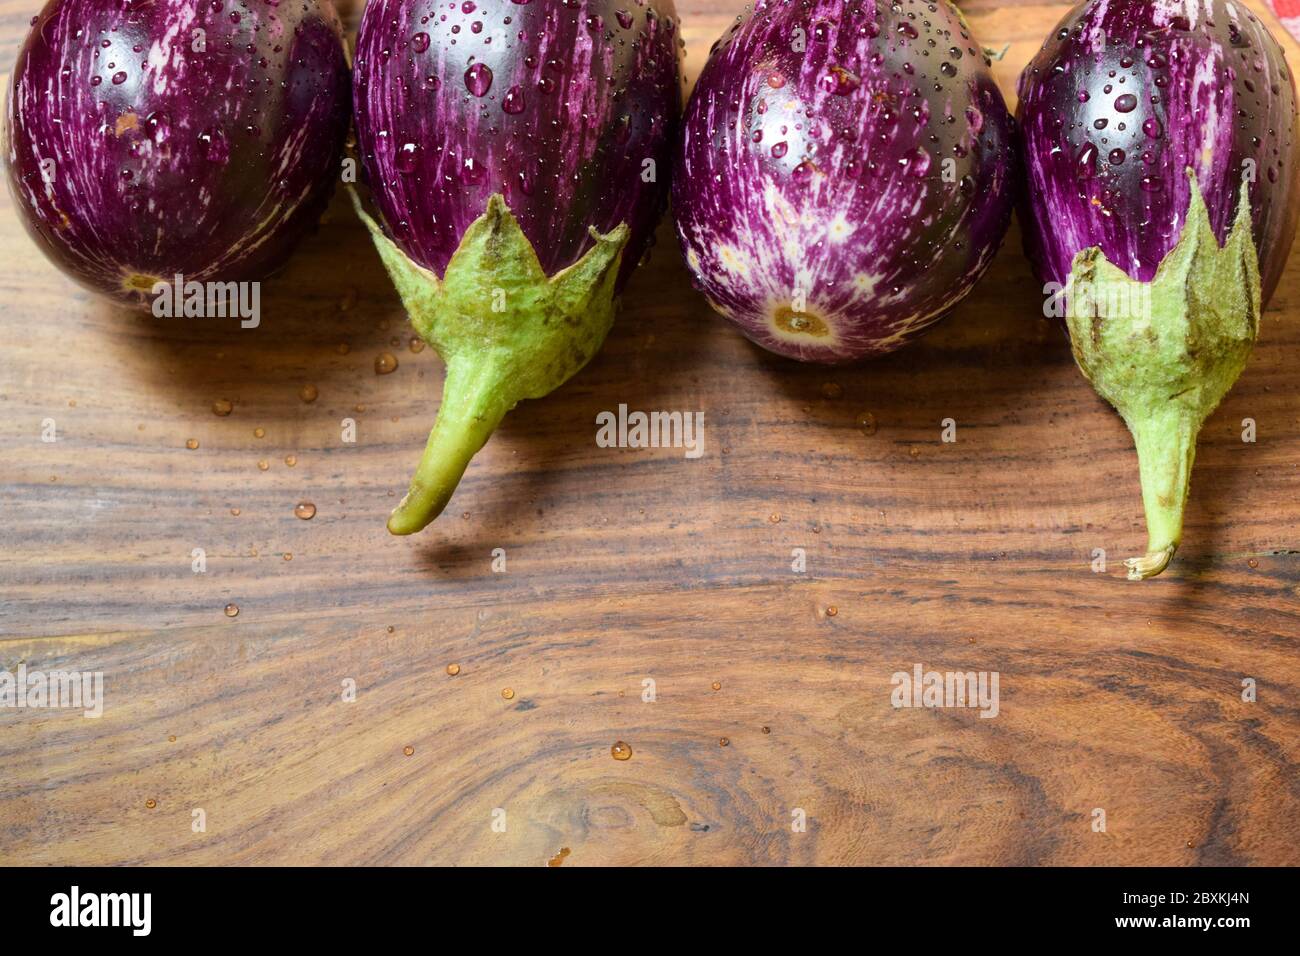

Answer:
[350,189,630,535]
[1065,170,1260,580]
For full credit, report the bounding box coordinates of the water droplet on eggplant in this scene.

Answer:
[502,85,525,114]
[464,62,493,96]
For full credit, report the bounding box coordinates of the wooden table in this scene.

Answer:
[2,0,1298,866]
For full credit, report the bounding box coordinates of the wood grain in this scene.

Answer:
[2,1,1299,866]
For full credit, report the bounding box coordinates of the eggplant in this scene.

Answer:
[672,0,1016,363]
[5,0,351,307]
[1018,0,1300,579]
[352,0,681,534]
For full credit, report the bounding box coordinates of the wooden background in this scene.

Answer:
[2,0,1299,866]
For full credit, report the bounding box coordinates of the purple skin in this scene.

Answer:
[1018,0,1300,300]
[5,0,351,307]
[673,0,1016,364]
[352,0,682,291]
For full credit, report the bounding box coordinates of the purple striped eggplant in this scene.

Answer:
[352,0,681,534]
[1018,0,1300,579]
[672,0,1016,364]
[5,0,351,307]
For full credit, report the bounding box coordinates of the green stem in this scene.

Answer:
[387,359,511,536]
[350,187,628,535]
[1064,172,1260,581]
[1124,405,1201,580]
